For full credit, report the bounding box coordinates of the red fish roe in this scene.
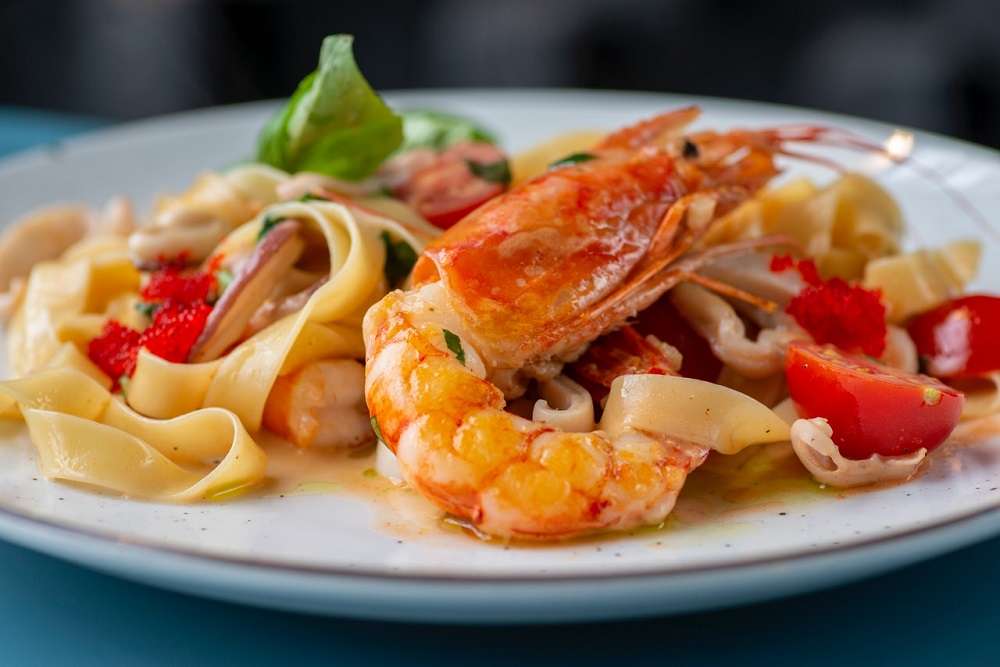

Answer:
[771,254,887,356]
[139,300,213,364]
[88,259,220,386]
[87,301,213,386]
[87,321,142,383]
[140,259,218,304]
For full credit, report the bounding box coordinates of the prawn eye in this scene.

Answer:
[682,138,699,159]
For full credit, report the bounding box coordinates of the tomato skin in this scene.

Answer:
[908,295,1000,379]
[786,342,963,460]
[387,141,508,230]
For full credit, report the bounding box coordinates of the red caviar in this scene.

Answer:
[87,321,141,382]
[771,254,887,357]
[88,260,219,387]
[140,256,219,304]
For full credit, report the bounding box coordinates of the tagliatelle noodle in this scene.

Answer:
[2,195,432,499]
[863,239,982,322]
[0,368,266,500]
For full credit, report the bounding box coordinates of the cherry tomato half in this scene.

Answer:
[908,295,1000,379]
[786,342,963,460]
[390,142,508,229]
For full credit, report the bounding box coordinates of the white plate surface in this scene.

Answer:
[0,90,998,623]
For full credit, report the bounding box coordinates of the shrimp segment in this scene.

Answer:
[264,359,372,449]
[365,107,848,539]
[365,284,708,537]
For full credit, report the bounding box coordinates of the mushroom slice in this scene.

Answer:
[245,274,327,337]
[188,220,304,362]
[790,417,926,487]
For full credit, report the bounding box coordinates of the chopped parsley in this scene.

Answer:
[370,416,385,444]
[215,268,234,295]
[380,231,418,288]
[257,214,284,241]
[549,152,596,169]
[442,329,465,365]
[134,301,160,319]
[299,192,330,202]
[466,158,511,185]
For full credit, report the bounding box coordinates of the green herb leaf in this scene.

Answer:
[118,374,131,396]
[257,214,283,241]
[215,269,234,295]
[298,192,329,202]
[399,110,497,152]
[549,152,596,169]
[134,301,160,319]
[442,329,465,365]
[380,231,417,288]
[466,158,511,185]
[256,34,403,180]
[370,416,385,444]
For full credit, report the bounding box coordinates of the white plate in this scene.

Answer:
[0,90,998,624]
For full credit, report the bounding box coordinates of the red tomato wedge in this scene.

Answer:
[786,342,963,460]
[908,295,1000,378]
[388,141,508,229]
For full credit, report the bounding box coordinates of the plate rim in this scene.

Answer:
[0,484,999,583]
[1,88,999,590]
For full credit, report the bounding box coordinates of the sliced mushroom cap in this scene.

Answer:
[245,274,327,337]
[188,220,304,362]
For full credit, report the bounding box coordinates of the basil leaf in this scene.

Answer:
[257,214,284,241]
[134,301,159,319]
[549,152,596,169]
[256,34,403,179]
[380,231,417,288]
[215,269,234,295]
[466,158,511,185]
[442,329,466,365]
[400,110,497,152]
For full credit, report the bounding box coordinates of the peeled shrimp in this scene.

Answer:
[263,359,372,449]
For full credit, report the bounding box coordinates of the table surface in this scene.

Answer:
[0,106,997,666]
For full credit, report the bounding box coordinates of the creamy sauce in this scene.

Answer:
[258,434,447,540]
[257,434,833,544]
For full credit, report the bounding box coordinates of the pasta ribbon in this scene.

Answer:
[703,173,903,280]
[4,176,435,499]
[510,130,605,185]
[863,239,981,322]
[600,374,790,455]
[0,368,266,501]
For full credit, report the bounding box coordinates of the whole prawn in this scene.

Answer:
[363,107,864,539]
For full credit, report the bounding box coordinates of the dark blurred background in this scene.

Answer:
[1,0,998,147]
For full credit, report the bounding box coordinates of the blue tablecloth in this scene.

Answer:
[1,107,997,666]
